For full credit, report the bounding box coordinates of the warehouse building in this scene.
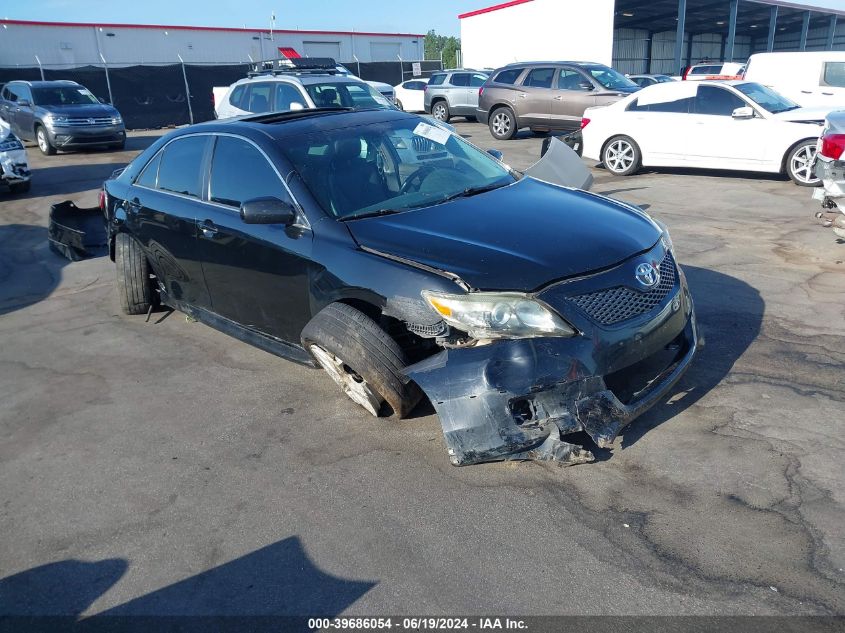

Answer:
[0,19,425,67]
[460,0,845,74]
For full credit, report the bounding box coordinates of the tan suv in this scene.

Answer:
[477,62,640,140]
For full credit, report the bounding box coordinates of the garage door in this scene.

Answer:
[303,41,341,59]
[370,42,401,62]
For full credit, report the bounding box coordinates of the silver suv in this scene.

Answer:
[477,62,640,140]
[423,69,489,122]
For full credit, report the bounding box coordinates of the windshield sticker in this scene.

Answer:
[413,121,450,146]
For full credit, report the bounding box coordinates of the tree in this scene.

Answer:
[424,29,461,68]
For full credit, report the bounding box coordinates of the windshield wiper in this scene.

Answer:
[340,208,403,221]
[438,182,507,204]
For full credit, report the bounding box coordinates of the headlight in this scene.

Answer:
[43,113,68,126]
[422,291,576,340]
[111,115,123,125]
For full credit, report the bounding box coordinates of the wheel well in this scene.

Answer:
[431,97,447,107]
[781,137,816,173]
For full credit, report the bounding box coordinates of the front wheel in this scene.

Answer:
[301,303,422,418]
[36,126,57,156]
[394,99,404,111]
[786,140,819,186]
[602,135,641,176]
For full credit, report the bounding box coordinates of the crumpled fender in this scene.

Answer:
[524,136,593,191]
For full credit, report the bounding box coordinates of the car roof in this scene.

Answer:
[9,80,80,87]
[191,107,416,141]
[235,74,369,87]
[500,61,608,68]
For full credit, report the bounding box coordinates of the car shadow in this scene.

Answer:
[0,224,68,317]
[618,264,765,449]
[0,536,376,631]
[596,163,791,184]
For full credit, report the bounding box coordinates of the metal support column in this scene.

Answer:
[766,5,778,52]
[825,15,837,50]
[673,0,687,76]
[35,56,45,81]
[100,54,114,105]
[726,0,738,62]
[800,11,810,50]
[645,32,653,74]
[178,54,194,125]
[686,33,694,70]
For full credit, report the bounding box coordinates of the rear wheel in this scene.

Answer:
[115,233,154,315]
[489,107,516,140]
[602,135,641,176]
[431,101,450,122]
[394,99,404,111]
[301,303,422,418]
[786,140,819,186]
[36,126,56,156]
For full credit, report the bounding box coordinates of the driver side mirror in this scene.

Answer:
[578,82,594,91]
[17,99,31,107]
[98,97,108,104]
[487,148,504,161]
[732,106,754,119]
[240,197,297,225]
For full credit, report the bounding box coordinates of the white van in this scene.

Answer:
[743,51,845,108]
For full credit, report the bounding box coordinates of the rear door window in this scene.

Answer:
[209,136,289,208]
[136,151,162,188]
[229,84,246,108]
[450,73,470,87]
[694,85,746,116]
[156,136,208,198]
[494,68,523,85]
[245,82,272,113]
[274,82,306,110]
[524,68,555,88]
[822,62,845,88]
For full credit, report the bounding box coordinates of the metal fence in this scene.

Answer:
[0,59,443,130]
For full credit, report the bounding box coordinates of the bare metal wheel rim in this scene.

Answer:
[433,104,447,120]
[791,144,818,184]
[309,344,383,416]
[37,129,48,152]
[605,139,635,173]
[492,112,511,136]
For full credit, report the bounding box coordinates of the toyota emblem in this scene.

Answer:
[635,262,660,288]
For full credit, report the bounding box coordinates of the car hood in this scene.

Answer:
[771,106,833,123]
[346,178,661,292]
[38,104,119,118]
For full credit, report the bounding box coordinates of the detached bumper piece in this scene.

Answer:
[406,262,698,466]
[49,201,108,261]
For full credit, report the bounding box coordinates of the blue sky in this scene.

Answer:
[2,0,490,36]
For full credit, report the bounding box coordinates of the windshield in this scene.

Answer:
[734,82,799,113]
[585,65,639,91]
[305,82,391,110]
[32,86,99,106]
[281,117,515,220]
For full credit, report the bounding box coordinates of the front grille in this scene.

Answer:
[569,252,677,325]
[62,117,115,126]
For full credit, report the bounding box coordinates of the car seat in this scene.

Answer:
[327,137,389,216]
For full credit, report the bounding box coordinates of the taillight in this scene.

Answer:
[98,188,106,212]
[212,91,216,106]
[820,133,845,160]
[479,86,484,97]
[682,66,691,80]
[580,117,591,129]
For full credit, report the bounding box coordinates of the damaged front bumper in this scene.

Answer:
[813,156,845,237]
[405,260,698,466]
[48,201,108,261]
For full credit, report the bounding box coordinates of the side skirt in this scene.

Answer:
[159,291,318,368]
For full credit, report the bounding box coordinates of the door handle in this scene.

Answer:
[822,92,833,96]
[800,90,812,94]
[553,96,563,101]
[517,93,527,98]
[198,220,218,238]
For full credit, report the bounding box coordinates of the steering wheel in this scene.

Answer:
[400,165,467,194]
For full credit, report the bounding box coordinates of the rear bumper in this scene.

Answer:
[476,108,489,125]
[813,155,845,210]
[406,265,698,466]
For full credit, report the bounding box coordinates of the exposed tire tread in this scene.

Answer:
[301,303,422,418]
[115,233,153,315]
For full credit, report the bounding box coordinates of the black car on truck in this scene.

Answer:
[101,107,698,466]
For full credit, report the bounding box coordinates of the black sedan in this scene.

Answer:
[102,107,698,466]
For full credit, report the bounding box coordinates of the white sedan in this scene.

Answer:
[582,80,827,186]
[393,78,429,113]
